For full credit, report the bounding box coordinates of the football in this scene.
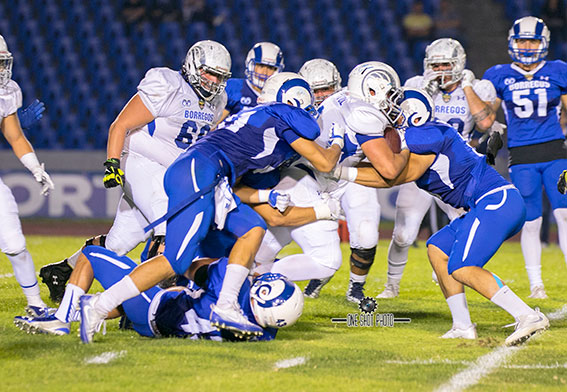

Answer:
[384,126,401,153]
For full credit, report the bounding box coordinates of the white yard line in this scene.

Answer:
[84,350,127,365]
[0,273,15,279]
[433,306,567,392]
[274,356,308,370]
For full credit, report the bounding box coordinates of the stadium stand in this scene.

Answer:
[1,0,564,149]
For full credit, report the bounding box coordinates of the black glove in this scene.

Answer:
[486,132,503,165]
[103,158,124,188]
[558,170,567,194]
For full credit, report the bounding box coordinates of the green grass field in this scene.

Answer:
[1,235,566,391]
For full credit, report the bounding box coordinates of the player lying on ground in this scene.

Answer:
[336,88,549,345]
[15,245,303,341]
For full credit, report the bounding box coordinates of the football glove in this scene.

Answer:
[328,122,345,149]
[558,170,567,195]
[31,163,55,196]
[103,158,124,188]
[422,69,440,97]
[17,99,46,130]
[267,190,291,213]
[486,122,506,165]
[460,69,475,89]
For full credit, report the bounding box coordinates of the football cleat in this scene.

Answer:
[210,302,263,337]
[346,279,366,304]
[504,309,549,346]
[25,305,56,318]
[377,282,400,299]
[39,259,73,303]
[528,286,548,299]
[303,277,332,299]
[79,294,107,344]
[441,324,477,339]
[14,314,70,335]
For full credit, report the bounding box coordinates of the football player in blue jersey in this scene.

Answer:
[15,244,303,341]
[483,16,567,300]
[220,42,284,121]
[77,72,344,343]
[337,88,550,345]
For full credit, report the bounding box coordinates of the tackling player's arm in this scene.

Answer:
[354,153,435,188]
[561,95,567,131]
[361,138,410,180]
[234,184,329,226]
[289,138,342,173]
[489,98,502,116]
[107,94,155,160]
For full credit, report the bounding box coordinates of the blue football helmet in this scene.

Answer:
[245,42,285,90]
[508,16,550,65]
[396,88,435,130]
[250,272,304,328]
[257,72,318,118]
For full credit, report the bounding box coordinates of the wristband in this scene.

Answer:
[257,189,270,203]
[313,203,331,220]
[20,152,41,172]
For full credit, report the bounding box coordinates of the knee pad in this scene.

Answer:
[350,219,379,249]
[85,234,107,248]
[392,228,416,248]
[350,246,376,270]
[147,235,165,259]
[2,235,26,256]
[523,217,542,235]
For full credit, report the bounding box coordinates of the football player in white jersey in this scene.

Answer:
[255,61,410,304]
[377,38,498,306]
[39,40,231,305]
[0,35,53,315]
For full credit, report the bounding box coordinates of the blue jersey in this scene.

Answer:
[224,78,259,116]
[407,120,509,210]
[154,257,277,341]
[194,103,320,180]
[483,60,567,148]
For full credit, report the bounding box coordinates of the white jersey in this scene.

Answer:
[124,68,227,168]
[405,75,496,141]
[317,90,389,167]
[0,80,23,119]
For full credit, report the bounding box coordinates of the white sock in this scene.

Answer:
[216,264,250,308]
[553,208,567,266]
[7,250,45,307]
[67,248,83,268]
[521,217,543,289]
[446,293,473,329]
[54,284,85,322]
[350,271,367,283]
[386,239,409,283]
[96,275,140,315]
[490,285,535,320]
[270,254,336,281]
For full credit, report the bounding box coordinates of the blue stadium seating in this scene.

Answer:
[0,0,564,150]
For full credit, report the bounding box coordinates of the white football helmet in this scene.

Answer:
[397,88,435,130]
[298,58,342,107]
[0,35,13,86]
[257,72,318,117]
[181,40,232,101]
[250,272,304,328]
[508,16,550,65]
[423,38,466,89]
[245,42,285,90]
[347,61,403,126]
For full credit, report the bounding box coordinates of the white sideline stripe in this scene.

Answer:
[386,359,567,369]
[434,346,523,392]
[274,356,308,370]
[84,350,127,365]
[434,307,567,392]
